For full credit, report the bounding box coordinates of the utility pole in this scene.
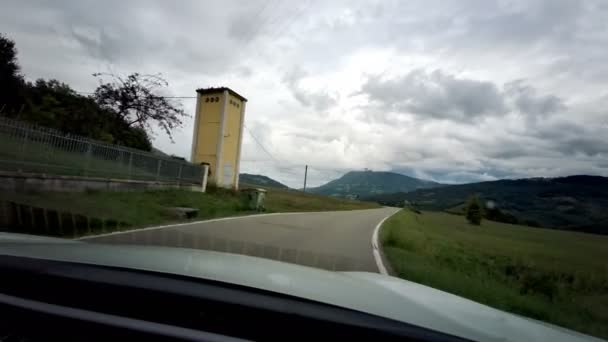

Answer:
[303,165,308,192]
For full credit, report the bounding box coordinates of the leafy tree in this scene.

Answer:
[465,195,483,225]
[24,79,100,133]
[92,73,189,142]
[0,33,25,115]
[110,123,152,151]
[22,79,152,151]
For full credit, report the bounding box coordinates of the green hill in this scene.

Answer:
[239,173,289,189]
[307,170,442,198]
[366,175,608,234]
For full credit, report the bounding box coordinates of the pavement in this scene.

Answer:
[84,207,400,272]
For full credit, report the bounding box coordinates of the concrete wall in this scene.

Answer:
[0,171,203,193]
[0,200,128,237]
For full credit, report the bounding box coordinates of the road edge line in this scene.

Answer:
[77,212,305,241]
[372,209,400,275]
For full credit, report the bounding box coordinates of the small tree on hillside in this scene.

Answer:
[465,195,483,225]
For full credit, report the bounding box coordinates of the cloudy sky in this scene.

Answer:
[3,0,608,187]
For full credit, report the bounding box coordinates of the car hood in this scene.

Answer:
[0,234,599,342]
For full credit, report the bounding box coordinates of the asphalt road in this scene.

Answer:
[85,207,399,272]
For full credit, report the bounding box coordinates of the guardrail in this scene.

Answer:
[0,116,205,185]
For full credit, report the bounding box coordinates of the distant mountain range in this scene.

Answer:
[239,171,608,234]
[364,175,608,235]
[239,173,289,189]
[306,171,442,198]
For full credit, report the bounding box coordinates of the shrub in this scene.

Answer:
[465,195,483,225]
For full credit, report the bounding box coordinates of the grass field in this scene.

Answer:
[2,186,379,237]
[380,210,608,339]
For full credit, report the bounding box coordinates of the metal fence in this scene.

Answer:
[0,116,205,185]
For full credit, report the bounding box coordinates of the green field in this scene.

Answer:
[380,210,608,339]
[2,187,379,237]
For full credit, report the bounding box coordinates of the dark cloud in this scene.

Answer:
[531,121,608,157]
[69,27,126,63]
[560,137,608,157]
[282,67,337,111]
[2,0,248,76]
[227,2,270,43]
[504,80,566,117]
[361,69,506,121]
[464,0,583,46]
[488,147,539,161]
[360,70,567,123]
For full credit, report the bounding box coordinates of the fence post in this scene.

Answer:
[127,152,133,180]
[201,164,209,193]
[156,159,162,181]
[84,142,92,176]
[177,164,183,186]
[20,129,29,162]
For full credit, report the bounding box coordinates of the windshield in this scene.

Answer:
[1,1,607,340]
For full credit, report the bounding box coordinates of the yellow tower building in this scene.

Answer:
[190,87,247,189]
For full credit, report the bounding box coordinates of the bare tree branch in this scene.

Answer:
[92,73,189,142]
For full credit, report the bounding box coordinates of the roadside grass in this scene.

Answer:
[380,209,608,339]
[2,186,379,237]
[2,188,247,235]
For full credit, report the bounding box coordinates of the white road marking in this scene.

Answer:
[372,209,400,275]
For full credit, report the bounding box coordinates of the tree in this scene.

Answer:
[92,73,189,142]
[465,195,483,225]
[0,33,25,115]
[23,79,152,151]
[0,34,153,150]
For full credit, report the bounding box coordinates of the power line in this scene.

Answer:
[234,0,314,66]
[242,125,338,174]
[76,91,196,99]
[267,0,314,42]
[238,0,276,45]
[243,124,282,164]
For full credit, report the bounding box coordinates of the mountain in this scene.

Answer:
[365,175,608,234]
[239,173,289,189]
[306,171,442,198]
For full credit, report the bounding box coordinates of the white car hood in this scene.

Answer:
[0,235,601,342]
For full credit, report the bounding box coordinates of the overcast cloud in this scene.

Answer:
[2,0,607,187]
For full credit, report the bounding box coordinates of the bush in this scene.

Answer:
[465,195,483,225]
[485,207,519,224]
